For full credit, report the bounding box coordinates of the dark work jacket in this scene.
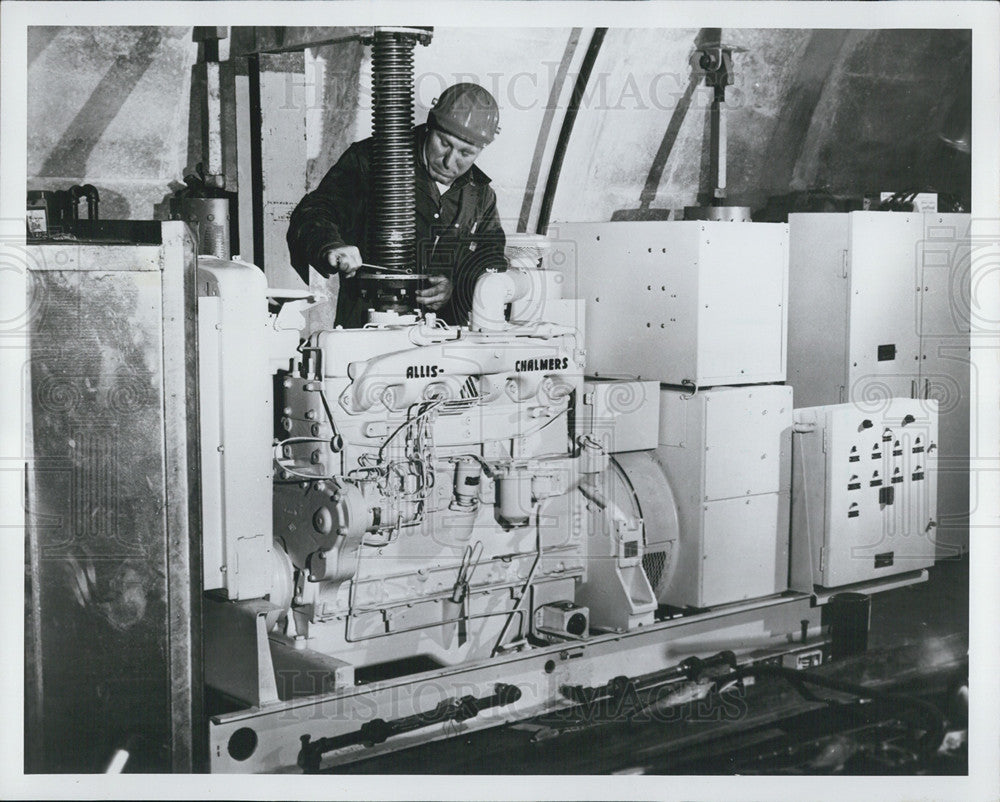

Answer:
[287,124,507,328]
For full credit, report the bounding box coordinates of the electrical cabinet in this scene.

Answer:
[552,221,789,387]
[787,212,970,556]
[654,385,793,608]
[791,399,939,588]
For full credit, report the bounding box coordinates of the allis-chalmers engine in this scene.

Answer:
[196,28,662,693]
[200,253,662,698]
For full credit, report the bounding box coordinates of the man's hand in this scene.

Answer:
[416,274,452,310]
[325,246,362,278]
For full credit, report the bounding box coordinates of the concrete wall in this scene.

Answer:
[27,27,199,220]
[27,26,970,229]
[552,27,971,221]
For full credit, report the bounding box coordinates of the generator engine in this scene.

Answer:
[201,256,662,692]
[251,27,660,676]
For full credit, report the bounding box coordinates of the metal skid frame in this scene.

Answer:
[209,591,822,772]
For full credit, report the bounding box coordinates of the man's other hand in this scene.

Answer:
[416,274,452,310]
[326,246,362,278]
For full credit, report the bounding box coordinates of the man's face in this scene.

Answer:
[424,128,483,185]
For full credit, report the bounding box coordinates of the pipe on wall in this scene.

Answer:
[535,27,607,235]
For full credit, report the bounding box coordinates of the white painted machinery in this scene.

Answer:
[267,276,660,670]
[198,222,938,773]
[201,246,686,771]
[786,212,969,558]
[551,220,788,387]
[655,384,792,608]
[791,398,939,589]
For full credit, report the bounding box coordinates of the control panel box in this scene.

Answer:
[786,212,970,559]
[654,385,793,607]
[582,379,659,452]
[551,221,789,387]
[791,398,938,588]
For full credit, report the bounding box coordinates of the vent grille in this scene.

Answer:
[642,550,667,590]
[438,376,483,414]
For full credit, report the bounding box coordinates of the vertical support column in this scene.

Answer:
[160,221,206,771]
[240,52,308,287]
[710,98,727,202]
[233,58,255,262]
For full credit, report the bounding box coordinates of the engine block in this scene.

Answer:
[266,308,657,675]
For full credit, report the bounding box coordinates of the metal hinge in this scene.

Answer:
[819,546,826,572]
[841,250,849,278]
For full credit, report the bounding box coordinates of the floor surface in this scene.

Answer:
[335,555,970,775]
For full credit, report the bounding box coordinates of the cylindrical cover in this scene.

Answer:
[682,205,752,222]
[370,31,417,272]
[452,458,481,508]
[170,197,230,259]
[498,472,532,527]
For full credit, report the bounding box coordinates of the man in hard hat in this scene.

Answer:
[288,82,506,328]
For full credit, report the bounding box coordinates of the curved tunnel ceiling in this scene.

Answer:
[547,27,971,223]
[305,25,972,227]
[27,25,972,226]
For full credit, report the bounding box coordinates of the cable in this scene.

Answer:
[273,437,341,481]
[736,664,947,759]
[536,27,608,234]
[377,400,442,462]
[490,498,550,656]
[317,386,344,451]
